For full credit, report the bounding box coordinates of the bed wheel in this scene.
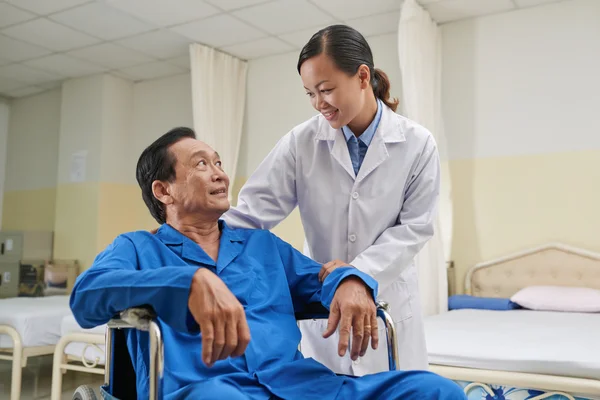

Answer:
[72,385,98,400]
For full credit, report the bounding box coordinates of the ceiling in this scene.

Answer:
[0,0,567,99]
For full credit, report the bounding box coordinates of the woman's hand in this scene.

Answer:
[319,259,349,282]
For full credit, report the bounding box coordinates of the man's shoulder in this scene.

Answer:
[105,230,160,251]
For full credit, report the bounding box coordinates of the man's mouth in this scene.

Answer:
[210,188,227,195]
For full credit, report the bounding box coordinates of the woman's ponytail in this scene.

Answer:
[372,68,399,112]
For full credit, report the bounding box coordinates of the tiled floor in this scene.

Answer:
[0,355,104,400]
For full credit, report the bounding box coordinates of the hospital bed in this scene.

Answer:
[50,314,106,400]
[425,243,600,400]
[72,301,399,400]
[0,295,72,400]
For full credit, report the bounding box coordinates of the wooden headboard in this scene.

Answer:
[465,243,600,298]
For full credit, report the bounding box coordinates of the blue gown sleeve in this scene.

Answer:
[272,234,379,312]
[69,235,198,334]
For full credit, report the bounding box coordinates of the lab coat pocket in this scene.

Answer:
[383,280,413,322]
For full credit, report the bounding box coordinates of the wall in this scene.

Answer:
[0,99,9,229]
[130,73,194,230]
[2,89,61,231]
[239,33,403,249]
[442,0,600,293]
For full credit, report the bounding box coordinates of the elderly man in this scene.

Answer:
[70,127,465,400]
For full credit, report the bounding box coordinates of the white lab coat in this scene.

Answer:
[223,105,440,375]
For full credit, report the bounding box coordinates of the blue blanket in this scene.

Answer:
[448,295,521,311]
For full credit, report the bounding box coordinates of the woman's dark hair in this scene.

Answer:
[297,24,399,112]
[136,127,196,224]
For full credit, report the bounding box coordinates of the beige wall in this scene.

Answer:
[2,89,61,231]
[442,0,600,293]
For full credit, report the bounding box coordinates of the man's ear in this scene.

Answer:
[152,180,173,206]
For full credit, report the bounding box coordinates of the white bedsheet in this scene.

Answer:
[0,296,71,348]
[425,309,600,380]
[60,314,106,365]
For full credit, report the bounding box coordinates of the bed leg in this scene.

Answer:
[51,335,70,400]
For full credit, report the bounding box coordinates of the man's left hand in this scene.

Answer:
[319,259,348,282]
[322,277,379,360]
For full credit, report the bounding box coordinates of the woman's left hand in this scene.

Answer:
[319,259,349,282]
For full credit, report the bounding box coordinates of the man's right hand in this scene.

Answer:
[188,268,251,367]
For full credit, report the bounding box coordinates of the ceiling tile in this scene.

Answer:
[514,0,563,7]
[116,30,191,59]
[233,0,335,35]
[345,12,399,37]
[0,63,62,84]
[50,2,155,40]
[2,18,100,51]
[0,34,51,62]
[37,80,63,90]
[310,0,401,20]
[6,0,91,15]
[417,0,444,5]
[24,54,107,77]
[424,0,516,23]
[164,54,190,69]
[278,27,321,48]
[107,0,221,27]
[171,14,266,48]
[117,61,186,81]
[221,37,294,60]
[6,85,46,98]
[204,0,271,11]
[66,43,155,69]
[0,76,27,92]
[0,3,36,28]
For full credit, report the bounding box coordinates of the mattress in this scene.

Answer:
[425,309,600,380]
[61,314,106,365]
[0,296,71,348]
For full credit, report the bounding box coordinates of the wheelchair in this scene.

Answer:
[73,302,399,400]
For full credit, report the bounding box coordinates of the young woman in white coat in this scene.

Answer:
[223,25,440,376]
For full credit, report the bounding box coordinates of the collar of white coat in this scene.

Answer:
[314,102,405,143]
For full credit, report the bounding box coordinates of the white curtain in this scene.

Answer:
[189,44,248,199]
[0,100,9,229]
[398,0,453,316]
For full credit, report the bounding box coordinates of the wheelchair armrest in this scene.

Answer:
[295,301,398,371]
[107,306,157,331]
[105,306,163,400]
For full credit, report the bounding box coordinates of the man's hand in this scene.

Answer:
[319,259,348,282]
[188,268,251,367]
[322,277,378,360]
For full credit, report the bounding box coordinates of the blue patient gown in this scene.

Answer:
[70,222,464,400]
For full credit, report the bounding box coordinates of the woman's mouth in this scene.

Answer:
[322,110,338,121]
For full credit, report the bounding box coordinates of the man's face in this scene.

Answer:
[161,138,230,220]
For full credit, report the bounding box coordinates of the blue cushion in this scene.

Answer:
[448,295,521,311]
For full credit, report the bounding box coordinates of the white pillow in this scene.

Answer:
[511,286,600,313]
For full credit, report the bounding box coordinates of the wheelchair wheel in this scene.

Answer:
[72,385,98,400]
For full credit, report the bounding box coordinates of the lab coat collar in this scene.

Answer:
[314,103,405,143]
[156,221,244,273]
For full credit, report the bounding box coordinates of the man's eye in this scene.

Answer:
[198,160,207,166]
[216,161,222,167]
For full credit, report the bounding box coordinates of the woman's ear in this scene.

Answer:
[358,65,371,89]
[152,180,173,206]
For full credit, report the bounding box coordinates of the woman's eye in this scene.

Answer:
[306,92,315,98]
[321,89,332,94]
